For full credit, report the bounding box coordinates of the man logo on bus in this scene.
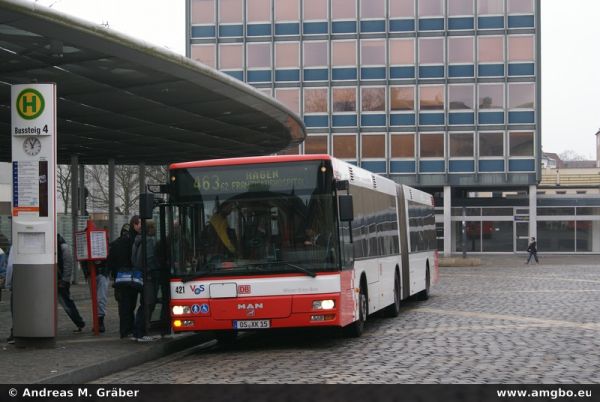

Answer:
[189,284,205,295]
[238,303,262,316]
[16,88,45,120]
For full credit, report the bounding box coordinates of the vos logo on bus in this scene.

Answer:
[238,285,251,294]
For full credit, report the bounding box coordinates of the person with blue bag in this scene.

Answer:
[108,217,141,339]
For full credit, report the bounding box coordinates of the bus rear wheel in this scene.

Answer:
[384,271,401,317]
[415,266,430,301]
[345,282,367,337]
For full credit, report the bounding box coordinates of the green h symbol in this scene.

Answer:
[21,94,37,114]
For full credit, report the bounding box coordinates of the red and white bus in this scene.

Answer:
[165,155,437,340]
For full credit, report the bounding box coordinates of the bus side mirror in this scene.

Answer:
[338,195,354,222]
[139,193,155,220]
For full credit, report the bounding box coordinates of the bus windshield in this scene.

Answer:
[168,161,339,278]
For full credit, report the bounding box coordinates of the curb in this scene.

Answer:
[36,333,214,384]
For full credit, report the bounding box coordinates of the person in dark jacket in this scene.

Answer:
[131,219,158,342]
[107,218,139,339]
[57,234,85,332]
[526,236,539,264]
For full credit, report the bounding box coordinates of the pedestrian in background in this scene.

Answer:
[57,234,86,332]
[4,246,14,344]
[526,236,539,264]
[82,259,110,333]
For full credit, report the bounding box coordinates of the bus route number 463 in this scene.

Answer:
[233,320,271,329]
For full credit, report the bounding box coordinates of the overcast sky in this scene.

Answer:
[30,0,600,159]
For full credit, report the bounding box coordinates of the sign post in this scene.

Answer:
[11,83,57,345]
[75,220,108,336]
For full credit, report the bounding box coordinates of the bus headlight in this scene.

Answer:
[313,300,335,310]
[172,305,191,315]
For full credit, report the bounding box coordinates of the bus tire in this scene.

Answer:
[215,330,238,344]
[383,270,401,318]
[345,279,367,337]
[415,264,430,301]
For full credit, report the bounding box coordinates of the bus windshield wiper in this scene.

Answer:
[279,261,316,278]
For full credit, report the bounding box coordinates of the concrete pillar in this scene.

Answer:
[529,184,537,240]
[139,162,146,197]
[443,186,452,257]
[108,159,115,241]
[70,155,78,284]
[78,164,85,216]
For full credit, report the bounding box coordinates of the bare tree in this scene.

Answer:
[559,150,589,161]
[56,164,72,214]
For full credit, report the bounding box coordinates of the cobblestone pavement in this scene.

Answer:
[96,258,600,384]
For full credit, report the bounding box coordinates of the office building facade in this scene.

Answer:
[186,0,600,254]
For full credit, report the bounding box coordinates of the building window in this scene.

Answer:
[247,43,271,68]
[219,44,244,70]
[361,0,385,19]
[247,0,271,22]
[448,0,473,16]
[477,0,503,15]
[305,135,328,154]
[478,83,504,109]
[390,86,415,111]
[419,38,444,64]
[450,133,474,157]
[449,84,474,110]
[479,132,503,156]
[362,134,386,158]
[303,88,329,113]
[448,37,474,64]
[420,133,444,158]
[389,0,414,18]
[332,0,356,19]
[304,0,328,20]
[333,134,357,159]
[418,0,443,17]
[419,85,444,110]
[257,88,272,96]
[276,0,299,21]
[332,40,357,66]
[508,0,533,14]
[389,39,415,65]
[333,87,357,112]
[275,42,300,68]
[303,41,328,67]
[509,131,534,157]
[478,36,504,63]
[361,87,386,112]
[275,88,300,114]
[508,35,535,62]
[509,83,535,109]
[191,45,216,68]
[191,0,215,24]
[219,0,243,23]
[361,39,386,66]
[391,133,415,158]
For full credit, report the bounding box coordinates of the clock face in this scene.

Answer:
[23,137,42,156]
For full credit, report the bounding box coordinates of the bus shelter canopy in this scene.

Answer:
[0,0,305,165]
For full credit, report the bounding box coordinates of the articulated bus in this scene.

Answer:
[164,155,437,340]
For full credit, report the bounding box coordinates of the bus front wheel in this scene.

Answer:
[345,281,367,337]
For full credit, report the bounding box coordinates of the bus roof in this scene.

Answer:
[169,154,332,170]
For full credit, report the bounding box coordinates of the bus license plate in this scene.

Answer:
[233,320,271,329]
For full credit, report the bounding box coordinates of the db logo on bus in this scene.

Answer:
[238,285,251,294]
[189,285,205,295]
